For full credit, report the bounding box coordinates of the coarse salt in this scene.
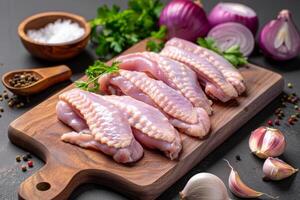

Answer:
[27,19,85,44]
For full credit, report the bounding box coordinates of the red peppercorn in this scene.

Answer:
[27,160,33,168]
[274,119,280,125]
[288,118,294,125]
[21,165,27,172]
[267,120,273,126]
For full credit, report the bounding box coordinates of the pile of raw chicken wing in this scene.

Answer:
[56,38,246,163]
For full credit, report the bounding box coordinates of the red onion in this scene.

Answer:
[159,0,210,42]
[259,10,300,61]
[207,22,255,56]
[208,2,258,35]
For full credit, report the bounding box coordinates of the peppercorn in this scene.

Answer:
[0,107,4,112]
[267,120,273,126]
[277,113,284,119]
[3,93,9,99]
[274,119,280,125]
[21,165,27,172]
[22,155,28,161]
[16,155,21,162]
[235,155,241,161]
[26,153,32,159]
[288,118,294,125]
[27,160,33,168]
[291,98,298,104]
[275,108,281,114]
[288,83,293,88]
[296,113,300,118]
[8,101,14,107]
[295,105,299,110]
[280,110,284,114]
[281,102,286,107]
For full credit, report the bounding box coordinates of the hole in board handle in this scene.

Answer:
[36,182,51,191]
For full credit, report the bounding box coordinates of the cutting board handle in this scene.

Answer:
[18,157,80,200]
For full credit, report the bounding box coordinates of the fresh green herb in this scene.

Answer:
[75,61,119,92]
[197,37,222,54]
[146,40,165,52]
[196,37,248,68]
[90,0,163,60]
[150,25,167,40]
[223,45,248,67]
[146,25,167,52]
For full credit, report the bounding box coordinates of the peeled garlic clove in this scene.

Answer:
[180,172,230,200]
[224,159,277,199]
[249,126,286,159]
[263,157,298,181]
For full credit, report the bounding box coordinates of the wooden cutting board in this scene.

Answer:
[9,40,284,200]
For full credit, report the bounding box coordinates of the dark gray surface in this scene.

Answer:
[0,0,299,199]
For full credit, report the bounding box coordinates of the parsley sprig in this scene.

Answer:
[146,25,167,52]
[90,0,163,60]
[197,37,248,68]
[75,61,119,92]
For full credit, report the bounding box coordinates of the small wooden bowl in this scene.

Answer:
[18,12,91,61]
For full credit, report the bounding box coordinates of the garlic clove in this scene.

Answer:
[180,172,230,200]
[263,157,298,181]
[249,126,286,159]
[224,159,278,199]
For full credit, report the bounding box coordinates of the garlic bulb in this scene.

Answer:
[263,157,298,181]
[249,127,286,159]
[224,159,277,199]
[179,173,230,200]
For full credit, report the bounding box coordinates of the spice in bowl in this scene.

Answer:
[8,72,40,88]
[27,19,85,44]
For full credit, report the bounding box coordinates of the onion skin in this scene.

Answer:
[208,2,259,35]
[259,9,300,61]
[208,22,255,56]
[159,0,210,42]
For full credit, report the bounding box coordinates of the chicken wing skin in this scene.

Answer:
[98,70,211,139]
[115,52,212,114]
[57,89,143,163]
[102,95,182,160]
[163,38,246,95]
[161,41,238,102]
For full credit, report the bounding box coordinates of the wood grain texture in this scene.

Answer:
[8,40,284,200]
[18,12,91,61]
[2,65,72,96]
